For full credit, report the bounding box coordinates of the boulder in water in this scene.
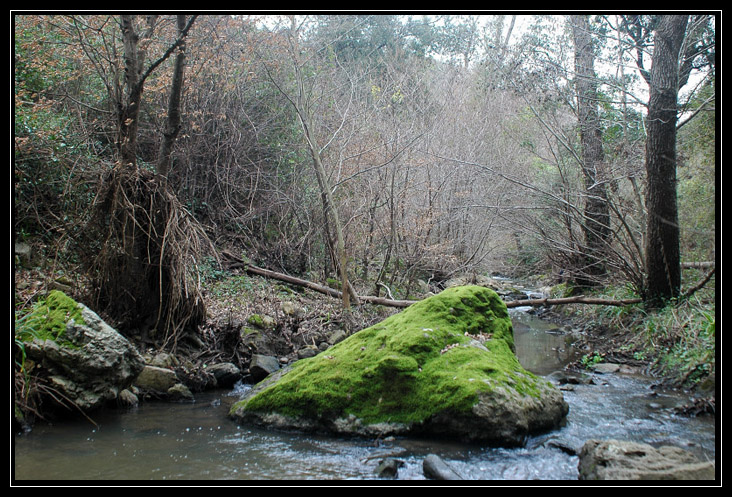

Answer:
[207,362,241,388]
[249,354,280,382]
[423,454,463,480]
[578,439,716,480]
[134,365,178,392]
[230,286,568,445]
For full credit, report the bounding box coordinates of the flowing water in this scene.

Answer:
[13,306,716,481]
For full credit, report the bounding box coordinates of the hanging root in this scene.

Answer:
[87,164,214,347]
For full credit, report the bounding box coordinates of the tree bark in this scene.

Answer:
[157,15,191,179]
[571,15,610,287]
[118,15,156,166]
[644,15,688,306]
[303,118,358,309]
[116,14,196,168]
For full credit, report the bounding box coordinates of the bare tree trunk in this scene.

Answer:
[571,15,610,288]
[157,15,191,179]
[118,15,157,166]
[117,14,196,168]
[302,116,356,309]
[283,16,358,310]
[644,15,687,306]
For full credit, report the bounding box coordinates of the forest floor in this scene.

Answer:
[197,266,401,370]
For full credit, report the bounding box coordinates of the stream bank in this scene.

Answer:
[13,306,716,481]
[13,271,716,481]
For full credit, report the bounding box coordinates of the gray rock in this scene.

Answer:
[249,354,280,382]
[207,362,241,388]
[167,383,194,401]
[327,329,347,345]
[375,458,404,479]
[423,454,463,480]
[117,388,139,408]
[241,328,277,356]
[22,298,145,412]
[148,352,179,369]
[592,363,621,374]
[578,439,716,480]
[296,345,319,359]
[134,365,178,392]
[546,370,594,385]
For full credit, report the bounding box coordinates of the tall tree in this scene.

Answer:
[117,14,196,167]
[157,14,193,179]
[644,15,688,306]
[262,16,360,310]
[63,14,209,342]
[570,15,610,287]
[117,15,158,166]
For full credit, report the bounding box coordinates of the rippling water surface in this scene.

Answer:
[14,310,715,481]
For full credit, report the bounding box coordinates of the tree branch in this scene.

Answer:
[504,295,642,308]
[220,251,646,310]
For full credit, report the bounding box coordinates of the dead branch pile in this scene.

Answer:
[87,165,213,347]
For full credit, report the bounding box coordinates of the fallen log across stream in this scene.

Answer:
[220,251,645,310]
[503,295,642,308]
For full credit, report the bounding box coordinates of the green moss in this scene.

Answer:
[247,314,264,328]
[232,286,543,426]
[15,290,85,346]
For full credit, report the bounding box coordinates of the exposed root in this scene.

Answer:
[86,164,214,348]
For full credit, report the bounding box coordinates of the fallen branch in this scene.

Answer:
[680,265,715,300]
[221,252,415,308]
[504,295,642,308]
[247,263,416,307]
[681,261,715,269]
[245,263,342,299]
[220,252,646,310]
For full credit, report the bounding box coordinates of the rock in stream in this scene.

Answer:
[230,285,569,446]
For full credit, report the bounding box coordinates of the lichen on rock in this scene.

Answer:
[230,286,569,445]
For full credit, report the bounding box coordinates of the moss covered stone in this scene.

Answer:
[230,286,568,444]
[15,290,145,413]
[16,290,85,346]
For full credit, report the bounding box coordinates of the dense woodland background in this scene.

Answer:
[14,14,716,380]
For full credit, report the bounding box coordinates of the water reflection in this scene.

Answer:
[511,310,581,375]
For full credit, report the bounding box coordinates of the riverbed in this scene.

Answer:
[13,308,715,481]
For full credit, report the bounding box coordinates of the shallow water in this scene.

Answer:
[13,310,716,481]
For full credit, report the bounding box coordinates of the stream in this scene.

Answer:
[13,297,716,481]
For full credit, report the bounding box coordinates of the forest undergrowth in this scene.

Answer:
[543,278,716,416]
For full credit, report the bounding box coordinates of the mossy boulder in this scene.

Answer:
[229,286,568,445]
[15,290,145,413]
